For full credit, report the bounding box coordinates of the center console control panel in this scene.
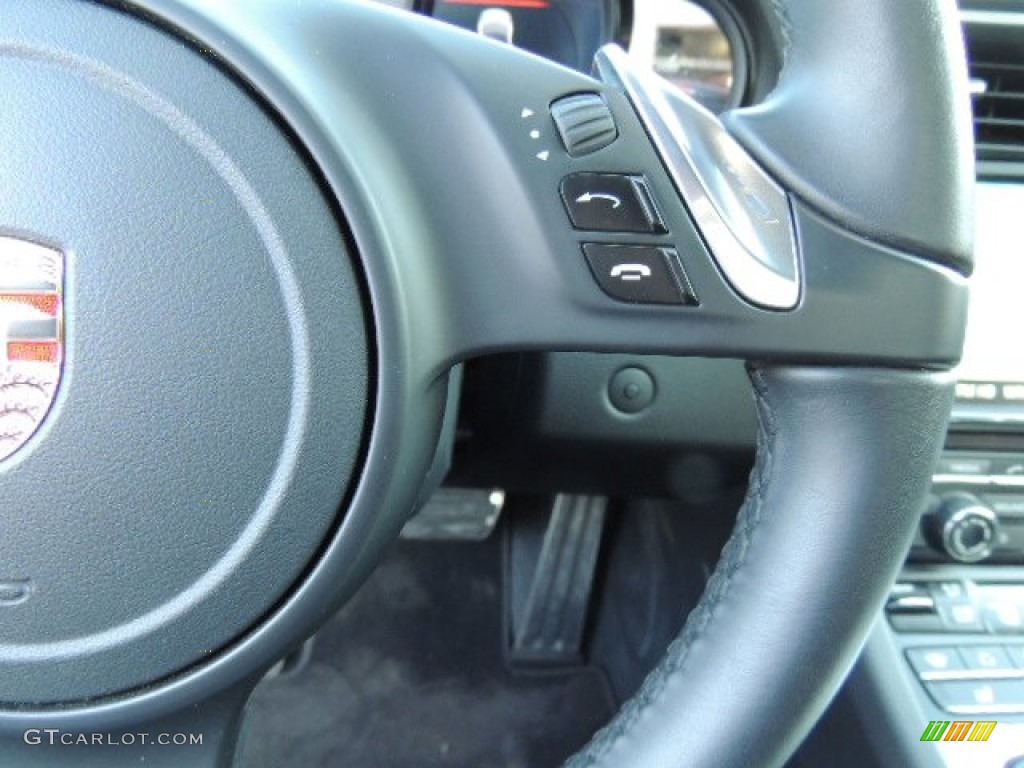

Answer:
[908,451,1024,564]
[887,578,1024,714]
[888,580,1024,637]
[890,450,1024,717]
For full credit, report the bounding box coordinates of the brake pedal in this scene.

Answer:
[401,486,505,540]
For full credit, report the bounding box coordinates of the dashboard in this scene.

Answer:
[954,182,1024,423]
[393,0,741,113]
[887,7,1024,766]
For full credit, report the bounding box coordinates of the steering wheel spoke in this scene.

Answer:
[160,0,966,375]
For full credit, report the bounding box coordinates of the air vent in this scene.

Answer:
[964,13,1024,163]
[971,61,1024,160]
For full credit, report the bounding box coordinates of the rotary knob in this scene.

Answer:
[925,493,999,563]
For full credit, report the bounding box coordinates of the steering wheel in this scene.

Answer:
[0,1,972,766]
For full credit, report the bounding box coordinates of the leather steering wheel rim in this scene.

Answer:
[569,2,971,764]
[0,1,971,767]
[567,367,955,767]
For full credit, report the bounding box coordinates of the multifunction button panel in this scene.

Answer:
[887,580,1024,635]
[905,644,1024,714]
[889,580,1024,713]
[555,167,696,306]
[548,92,699,308]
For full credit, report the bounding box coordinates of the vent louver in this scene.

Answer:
[972,61,1024,160]
[964,15,1024,163]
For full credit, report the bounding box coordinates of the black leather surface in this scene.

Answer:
[0,0,369,703]
[565,366,954,768]
[0,1,966,766]
[723,0,974,274]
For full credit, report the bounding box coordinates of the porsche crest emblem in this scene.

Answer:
[0,237,63,461]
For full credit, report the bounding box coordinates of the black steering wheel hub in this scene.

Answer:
[0,1,369,704]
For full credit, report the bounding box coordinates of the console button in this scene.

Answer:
[960,645,1015,672]
[888,593,936,613]
[906,647,966,676]
[982,602,1024,634]
[608,367,656,415]
[937,602,985,632]
[984,494,1024,517]
[977,585,1024,634]
[926,679,1024,712]
[583,244,696,305]
[1008,645,1024,668]
[561,174,666,233]
[995,457,1024,477]
[891,581,921,594]
[887,586,943,632]
[928,581,986,632]
[888,614,945,633]
[937,456,993,476]
[929,581,968,602]
[550,94,618,157]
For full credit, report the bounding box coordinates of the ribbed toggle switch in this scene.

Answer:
[550,93,618,157]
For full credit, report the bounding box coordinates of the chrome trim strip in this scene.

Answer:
[937,708,1024,720]
[944,703,1024,715]
[921,669,1024,682]
[950,407,1024,425]
[932,475,1024,488]
[889,596,936,611]
[595,45,801,310]
[961,9,1024,27]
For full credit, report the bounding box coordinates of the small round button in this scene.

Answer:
[608,367,655,414]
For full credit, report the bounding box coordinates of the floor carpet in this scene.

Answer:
[236,534,616,768]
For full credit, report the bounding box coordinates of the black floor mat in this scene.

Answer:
[236,534,616,768]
